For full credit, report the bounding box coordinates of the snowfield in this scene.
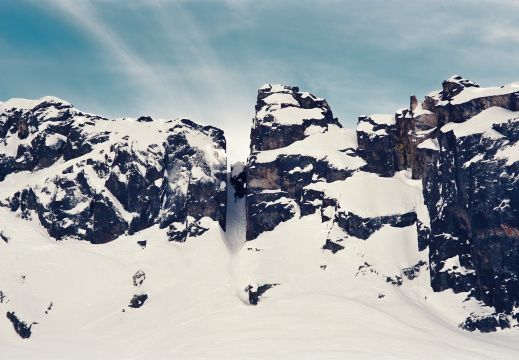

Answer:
[2,172,519,360]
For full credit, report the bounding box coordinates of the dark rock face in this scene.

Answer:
[6,311,34,339]
[419,86,519,319]
[356,106,423,178]
[246,283,279,305]
[356,76,519,331]
[322,239,344,254]
[246,85,362,241]
[0,230,9,243]
[402,261,427,280]
[440,75,479,101]
[246,190,297,240]
[356,115,396,177]
[133,270,146,286]
[0,98,227,243]
[336,211,417,240]
[251,85,339,152]
[128,294,148,308]
[460,314,510,333]
[427,120,519,312]
[230,162,247,199]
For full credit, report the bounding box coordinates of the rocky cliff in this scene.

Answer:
[245,77,519,332]
[357,75,519,331]
[244,85,428,291]
[3,77,519,334]
[0,97,227,243]
[246,84,366,241]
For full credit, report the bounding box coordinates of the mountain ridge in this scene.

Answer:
[2,76,519,358]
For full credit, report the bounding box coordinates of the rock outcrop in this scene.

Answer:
[356,76,519,330]
[6,311,34,339]
[246,84,365,240]
[3,78,519,334]
[0,97,227,243]
[246,78,519,331]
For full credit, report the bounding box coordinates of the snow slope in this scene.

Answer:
[2,168,519,359]
[3,87,519,359]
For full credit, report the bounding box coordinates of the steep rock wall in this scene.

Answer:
[357,76,519,329]
[0,98,226,243]
[246,84,364,241]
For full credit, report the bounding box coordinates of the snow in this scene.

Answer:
[463,154,485,168]
[1,169,519,360]
[450,81,519,105]
[417,138,439,151]
[357,121,388,136]
[288,164,313,174]
[0,208,234,360]
[304,124,326,136]
[225,172,246,254]
[496,141,519,165]
[231,213,519,360]
[356,114,395,136]
[442,255,474,275]
[231,161,245,178]
[415,127,436,137]
[257,106,325,125]
[306,171,421,218]
[413,102,434,117]
[183,126,226,169]
[44,133,67,148]
[441,107,519,139]
[255,124,365,170]
[262,93,299,106]
[299,91,324,101]
[0,96,71,112]
[428,80,519,106]
[190,166,209,181]
[369,114,396,125]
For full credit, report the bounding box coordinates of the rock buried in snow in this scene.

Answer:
[322,239,344,254]
[6,311,35,339]
[402,261,427,280]
[245,284,279,306]
[132,270,146,286]
[460,313,511,333]
[129,294,148,308]
[0,231,8,243]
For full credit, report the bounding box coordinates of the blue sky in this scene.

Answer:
[1,0,519,160]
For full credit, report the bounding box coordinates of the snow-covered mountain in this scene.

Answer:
[0,97,226,244]
[2,78,519,359]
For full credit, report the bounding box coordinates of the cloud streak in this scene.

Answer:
[7,0,519,162]
[49,0,162,86]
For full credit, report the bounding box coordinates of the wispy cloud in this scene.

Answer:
[10,0,519,161]
[47,0,258,160]
[49,0,162,85]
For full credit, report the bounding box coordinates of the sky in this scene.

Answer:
[1,0,519,161]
